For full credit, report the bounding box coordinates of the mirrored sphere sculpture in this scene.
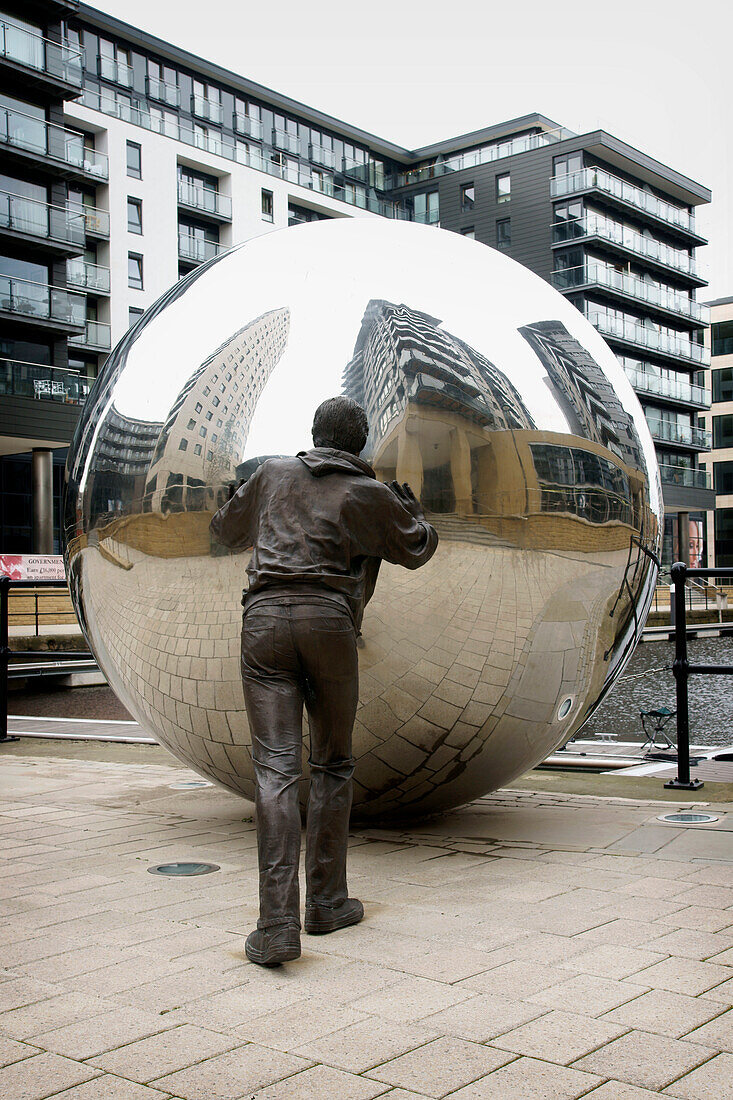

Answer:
[64,220,661,818]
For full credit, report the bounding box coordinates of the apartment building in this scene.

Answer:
[700,298,733,567]
[0,1,713,563]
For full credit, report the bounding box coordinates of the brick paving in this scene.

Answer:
[0,752,732,1098]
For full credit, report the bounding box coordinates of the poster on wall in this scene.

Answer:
[0,555,66,581]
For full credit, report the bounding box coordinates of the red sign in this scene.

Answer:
[0,555,66,581]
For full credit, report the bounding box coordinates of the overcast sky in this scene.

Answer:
[91,0,732,301]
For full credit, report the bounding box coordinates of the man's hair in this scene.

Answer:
[312,396,369,455]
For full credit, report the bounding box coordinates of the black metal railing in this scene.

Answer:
[667,562,733,790]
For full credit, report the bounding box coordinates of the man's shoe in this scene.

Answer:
[245,925,301,967]
[304,897,364,934]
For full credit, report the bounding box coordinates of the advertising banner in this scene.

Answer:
[0,555,66,581]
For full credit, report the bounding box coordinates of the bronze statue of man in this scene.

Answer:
[210,396,438,966]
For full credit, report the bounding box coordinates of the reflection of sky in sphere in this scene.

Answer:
[110,219,659,515]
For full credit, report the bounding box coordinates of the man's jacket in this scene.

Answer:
[210,447,438,627]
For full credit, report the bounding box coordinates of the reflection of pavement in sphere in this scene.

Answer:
[80,522,627,818]
[64,220,660,818]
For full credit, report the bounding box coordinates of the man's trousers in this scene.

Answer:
[240,596,358,930]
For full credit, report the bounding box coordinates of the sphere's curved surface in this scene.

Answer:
[64,220,661,818]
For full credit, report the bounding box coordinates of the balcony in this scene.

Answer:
[66,257,111,295]
[623,363,709,409]
[178,233,223,264]
[0,20,83,92]
[659,463,711,490]
[0,358,90,405]
[0,190,85,251]
[393,126,570,189]
[0,275,85,330]
[233,113,262,140]
[552,213,700,281]
[550,168,701,240]
[177,181,232,221]
[192,95,223,124]
[0,107,108,181]
[645,417,711,450]
[146,75,180,107]
[69,320,111,352]
[272,129,299,155]
[98,55,133,87]
[79,205,110,238]
[309,144,336,170]
[589,310,709,365]
[552,263,709,325]
[413,208,440,225]
[588,310,709,366]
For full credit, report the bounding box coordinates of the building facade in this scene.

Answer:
[701,298,733,568]
[0,0,713,562]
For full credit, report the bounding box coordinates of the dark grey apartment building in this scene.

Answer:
[0,0,713,564]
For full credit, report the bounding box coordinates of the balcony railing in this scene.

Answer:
[0,20,83,87]
[659,463,711,490]
[550,168,696,236]
[233,113,262,140]
[177,181,232,219]
[192,95,223,124]
[0,358,91,404]
[310,144,336,169]
[552,213,697,277]
[98,55,133,87]
[178,233,223,263]
[69,319,111,351]
[0,106,108,179]
[623,363,709,408]
[66,257,111,294]
[588,310,709,365]
[0,275,85,326]
[146,74,180,106]
[413,209,440,225]
[0,190,85,248]
[645,417,711,449]
[393,126,571,188]
[272,129,299,155]
[79,205,110,238]
[552,263,709,324]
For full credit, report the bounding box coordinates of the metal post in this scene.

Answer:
[0,577,20,744]
[665,562,702,790]
[31,448,54,554]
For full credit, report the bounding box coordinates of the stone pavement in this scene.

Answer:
[1,752,732,1099]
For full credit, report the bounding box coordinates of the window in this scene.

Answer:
[496,173,510,204]
[496,219,511,250]
[195,402,202,413]
[178,438,188,451]
[261,188,273,221]
[205,410,213,421]
[715,508,733,566]
[126,141,141,179]
[712,320,733,357]
[460,183,474,213]
[187,418,196,430]
[713,415,733,449]
[194,443,202,455]
[127,252,143,290]
[461,227,475,239]
[414,191,439,225]
[713,368,733,403]
[128,306,144,328]
[207,450,213,461]
[127,197,142,234]
[553,152,583,177]
[199,425,207,437]
[714,462,733,494]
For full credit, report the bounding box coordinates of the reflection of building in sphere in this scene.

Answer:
[87,407,162,524]
[144,308,290,514]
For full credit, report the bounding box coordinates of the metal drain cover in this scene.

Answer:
[657,812,719,825]
[148,862,220,876]
[168,780,213,790]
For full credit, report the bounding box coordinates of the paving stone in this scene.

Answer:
[556,943,668,980]
[527,973,649,1016]
[151,1043,311,1099]
[295,1018,436,1073]
[351,976,472,1022]
[0,1051,99,1099]
[0,991,114,1040]
[365,1035,513,1096]
[657,906,733,934]
[458,960,569,999]
[88,1023,238,1083]
[420,992,545,1042]
[0,1034,39,1068]
[601,989,726,1039]
[584,1084,675,1098]
[630,957,733,997]
[663,1052,733,1098]
[0,977,59,1013]
[445,1055,601,1098]
[233,998,367,1049]
[490,1008,628,1064]
[253,1064,391,1099]
[46,1076,172,1099]
[572,1029,714,1090]
[684,1007,733,1051]
[647,928,733,961]
[30,1004,179,1059]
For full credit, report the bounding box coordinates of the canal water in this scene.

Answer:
[583,636,733,748]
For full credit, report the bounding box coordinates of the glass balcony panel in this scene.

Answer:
[550,168,694,234]
[553,212,696,276]
[310,144,336,169]
[553,263,709,324]
[393,126,568,188]
[0,358,91,403]
[0,190,85,247]
[80,206,110,237]
[98,54,133,87]
[69,320,111,350]
[234,114,262,140]
[0,106,109,179]
[272,129,299,155]
[623,363,709,408]
[659,463,710,489]
[178,234,221,263]
[146,74,180,106]
[192,95,223,124]
[645,417,711,448]
[177,181,232,219]
[66,257,111,294]
[588,309,709,365]
[0,275,84,325]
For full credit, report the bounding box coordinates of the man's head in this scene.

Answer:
[312,396,369,456]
